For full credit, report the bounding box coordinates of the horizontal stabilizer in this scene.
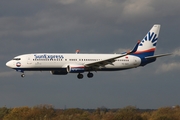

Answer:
[145,53,172,59]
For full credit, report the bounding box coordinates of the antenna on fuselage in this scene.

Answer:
[76,50,80,54]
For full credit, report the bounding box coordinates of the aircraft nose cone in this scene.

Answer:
[6,61,11,68]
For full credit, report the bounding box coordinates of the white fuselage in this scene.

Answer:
[6,53,141,71]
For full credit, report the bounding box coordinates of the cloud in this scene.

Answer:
[113,48,129,54]
[122,0,154,17]
[156,62,180,73]
[155,47,180,73]
[172,48,180,56]
[0,71,17,77]
[0,71,44,78]
[56,0,77,4]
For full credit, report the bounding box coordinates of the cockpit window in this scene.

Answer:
[13,58,21,60]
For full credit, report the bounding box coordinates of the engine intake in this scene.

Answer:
[67,65,85,73]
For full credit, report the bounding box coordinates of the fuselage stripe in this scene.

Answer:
[134,48,155,54]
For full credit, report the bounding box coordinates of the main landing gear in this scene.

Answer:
[77,72,94,79]
[87,72,93,78]
[77,73,83,79]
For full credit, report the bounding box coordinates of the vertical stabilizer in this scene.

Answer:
[135,24,161,56]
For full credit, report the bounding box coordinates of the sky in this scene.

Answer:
[0,0,180,109]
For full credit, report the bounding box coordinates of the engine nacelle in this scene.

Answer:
[67,65,85,73]
[50,70,68,75]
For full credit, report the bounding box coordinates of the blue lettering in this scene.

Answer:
[34,54,64,59]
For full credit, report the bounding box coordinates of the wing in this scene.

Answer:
[85,41,140,68]
[85,53,128,68]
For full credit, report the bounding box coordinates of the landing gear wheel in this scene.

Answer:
[87,72,93,78]
[77,73,83,79]
[21,74,25,78]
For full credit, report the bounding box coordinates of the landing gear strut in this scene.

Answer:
[77,73,83,79]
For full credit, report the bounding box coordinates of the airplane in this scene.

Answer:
[6,24,171,79]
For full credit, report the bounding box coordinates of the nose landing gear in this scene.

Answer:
[16,69,25,78]
[21,74,25,78]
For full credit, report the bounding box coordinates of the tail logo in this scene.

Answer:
[139,32,158,47]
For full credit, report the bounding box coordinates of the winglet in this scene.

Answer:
[127,40,140,54]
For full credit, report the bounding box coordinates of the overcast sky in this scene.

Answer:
[0,0,180,109]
